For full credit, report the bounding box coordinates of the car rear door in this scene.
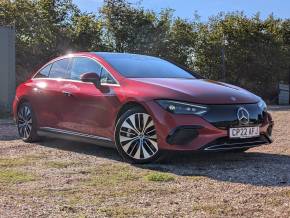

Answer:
[30,58,71,128]
[36,58,71,129]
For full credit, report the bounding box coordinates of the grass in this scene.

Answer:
[85,164,140,187]
[286,190,290,198]
[86,170,139,186]
[0,158,30,168]
[188,175,206,181]
[192,203,234,216]
[0,155,43,168]
[97,206,141,218]
[0,170,36,184]
[45,161,79,169]
[144,172,175,182]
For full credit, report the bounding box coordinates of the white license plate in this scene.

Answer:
[229,127,260,139]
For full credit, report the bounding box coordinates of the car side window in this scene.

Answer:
[34,64,52,78]
[100,68,117,85]
[49,58,70,79]
[70,57,102,81]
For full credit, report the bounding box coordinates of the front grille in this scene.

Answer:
[201,135,271,151]
[203,104,265,130]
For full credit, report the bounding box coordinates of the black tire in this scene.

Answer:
[17,102,39,142]
[114,107,162,164]
[226,148,249,153]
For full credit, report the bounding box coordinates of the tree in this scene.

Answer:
[1,0,290,102]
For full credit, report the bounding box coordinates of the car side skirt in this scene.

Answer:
[37,127,115,148]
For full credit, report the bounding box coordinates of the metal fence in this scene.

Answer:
[0,26,15,112]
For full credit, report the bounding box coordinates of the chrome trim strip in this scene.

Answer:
[204,140,267,151]
[204,144,262,151]
[32,77,121,87]
[209,140,265,147]
[33,55,120,87]
[39,127,112,142]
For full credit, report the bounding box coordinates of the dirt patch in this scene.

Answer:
[0,108,289,217]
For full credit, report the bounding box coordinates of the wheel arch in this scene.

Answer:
[15,97,39,126]
[115,101,148,125]
[16,97,30,114]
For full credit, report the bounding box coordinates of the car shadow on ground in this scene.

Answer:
[36,138,290,187]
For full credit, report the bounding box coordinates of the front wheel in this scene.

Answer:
[115,107,161,164]
[225,148,249,153]
[17,102,39,142]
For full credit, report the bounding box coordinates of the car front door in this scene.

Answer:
[58,56,120,139]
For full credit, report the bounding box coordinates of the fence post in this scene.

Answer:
[0,26,15,113]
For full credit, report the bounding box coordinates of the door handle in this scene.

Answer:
[62,91,72,97]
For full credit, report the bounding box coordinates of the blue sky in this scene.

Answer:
[73,0,290,21]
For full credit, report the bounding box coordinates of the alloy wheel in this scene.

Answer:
[118,113,158,160]
[17,105,32,139]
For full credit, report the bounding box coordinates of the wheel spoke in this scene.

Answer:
[27,118,32,124]
[123,119,140,134]
[149,138,158,148]
[143,139,155,154]
[145,138,158,152]
[27,124,32,132]
[25,106,31,118]
[133,142,142,159]
[18,112,24,120]
[145,128,156,136]
[18,123,26,128]
[129,140,140,157]
[120,135,139,143]
[23,127,28,138]
[19,125,24,136]
[141,144,151,159]
[144,118,153,129]
[120,128,138,137]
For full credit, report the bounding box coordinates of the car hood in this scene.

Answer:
[128,78,260,104]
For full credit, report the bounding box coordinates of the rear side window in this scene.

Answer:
[34,64,52,78]
[70,57,102,80]
[49,58,70,79]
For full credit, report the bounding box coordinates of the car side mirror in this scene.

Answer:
[80,72,101,87]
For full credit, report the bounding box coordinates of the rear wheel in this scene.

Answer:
[115,107,161,164]
[17,102,39,142]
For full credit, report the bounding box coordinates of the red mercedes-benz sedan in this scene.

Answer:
[13,52,274,163]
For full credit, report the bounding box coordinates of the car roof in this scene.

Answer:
[92,52,159,60]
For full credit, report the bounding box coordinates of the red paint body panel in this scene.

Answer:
[13,52,273,151]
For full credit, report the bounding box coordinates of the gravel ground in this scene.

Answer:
[0,107,290,217]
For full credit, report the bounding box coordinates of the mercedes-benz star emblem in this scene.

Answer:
[237,107,250,125]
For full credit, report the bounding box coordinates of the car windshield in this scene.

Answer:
[96,53,197,79]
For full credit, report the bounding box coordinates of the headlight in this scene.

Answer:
[258,99,267,111]
[156,100,208,115]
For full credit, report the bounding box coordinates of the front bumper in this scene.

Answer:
[144,101,273,151]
